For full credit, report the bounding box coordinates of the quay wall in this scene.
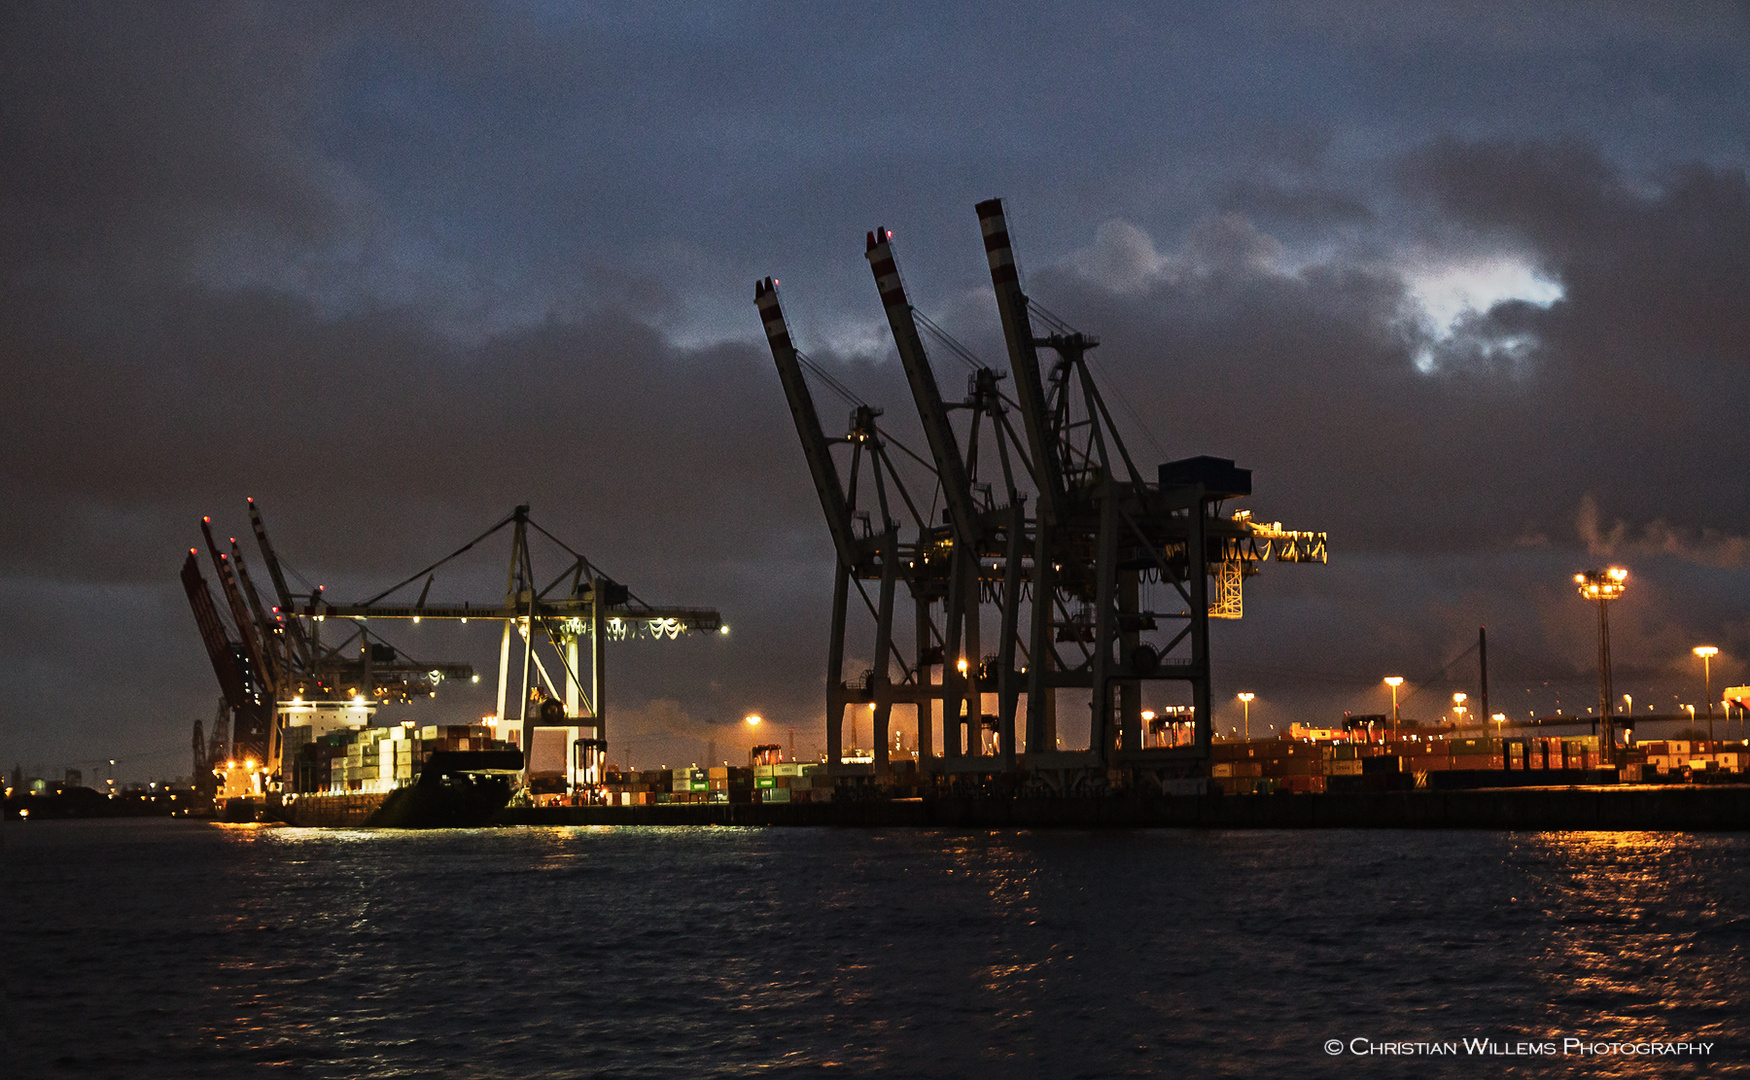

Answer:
[493,784,1750,831]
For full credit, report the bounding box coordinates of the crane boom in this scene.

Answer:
[975,199,1066,520]
[228,537,282,689]
[201,516,274,698]
[247,498,311,665]
[180,551,249,709]
[754,277,862,568]
[864,227,981,548]
[292,601,720,627]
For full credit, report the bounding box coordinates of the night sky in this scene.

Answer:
[5,3,1748,780]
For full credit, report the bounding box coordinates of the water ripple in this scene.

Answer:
[5,820,1747,1077]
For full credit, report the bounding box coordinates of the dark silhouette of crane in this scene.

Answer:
[758,200,1327,793]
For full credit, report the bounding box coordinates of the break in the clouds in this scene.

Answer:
[2,2,1747,773]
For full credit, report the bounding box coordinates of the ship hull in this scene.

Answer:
[275,750,521,828]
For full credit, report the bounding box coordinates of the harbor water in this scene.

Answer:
[5,819,1746,1077]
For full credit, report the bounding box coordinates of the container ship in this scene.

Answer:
[271,723,522,827]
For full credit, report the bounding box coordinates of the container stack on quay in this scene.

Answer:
[751,761,831,803]
[596,762,834,807]
[1636,740,1745,780]
[1205,733,1750,795]
[282,724,515,795]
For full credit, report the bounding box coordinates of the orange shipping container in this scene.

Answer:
[1450,755,1503,770]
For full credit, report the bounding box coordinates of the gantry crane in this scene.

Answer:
[180,546,269,769]
[758,277,950,778]
[866,227,1040,772]
[760,200,1327,792]
[183,502,477,786]
[184,502,721,798]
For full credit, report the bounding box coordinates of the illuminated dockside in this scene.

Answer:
[181,502,723,823]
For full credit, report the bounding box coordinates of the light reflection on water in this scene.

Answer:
[6,819,1746,1077]
[1505,830,1741,1073]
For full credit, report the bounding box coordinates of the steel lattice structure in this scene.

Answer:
[183,502,720,797]
[759,200,1328,791]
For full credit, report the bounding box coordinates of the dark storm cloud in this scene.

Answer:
[0,291,817,582]
[1011,139,1750,561]
[946,137,1750,723]
[2,3,1746,769]
[1400,137,1750,368]
[0,282,841,764]
[0,3,353,278]
[1216,178,1375,229]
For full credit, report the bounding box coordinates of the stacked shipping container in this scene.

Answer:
[1205,734,1625,794]
[287,724,515,795]
[595,763,835,806]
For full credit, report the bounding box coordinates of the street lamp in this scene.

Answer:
[1575,567,1629,762]
[1384,676,1403,735]
[1694,646,1719,742]
[1452,692,1467,729]
[745,713,762,727]
[1237,693,1255,741]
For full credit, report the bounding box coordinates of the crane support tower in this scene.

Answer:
[758,200,1327,794]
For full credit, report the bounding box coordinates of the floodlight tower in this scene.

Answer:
[1694,645,1719,742]
[1575,567,1628,763]
[1383,676,1403,735]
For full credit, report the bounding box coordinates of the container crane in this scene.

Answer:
[179,548,266,764]
[280,504,721,797]
[974,198,1329,785]
[188,501,723,800]
[866,227,1009,769]
[756,277,948,778]
[763,200,1328,793]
